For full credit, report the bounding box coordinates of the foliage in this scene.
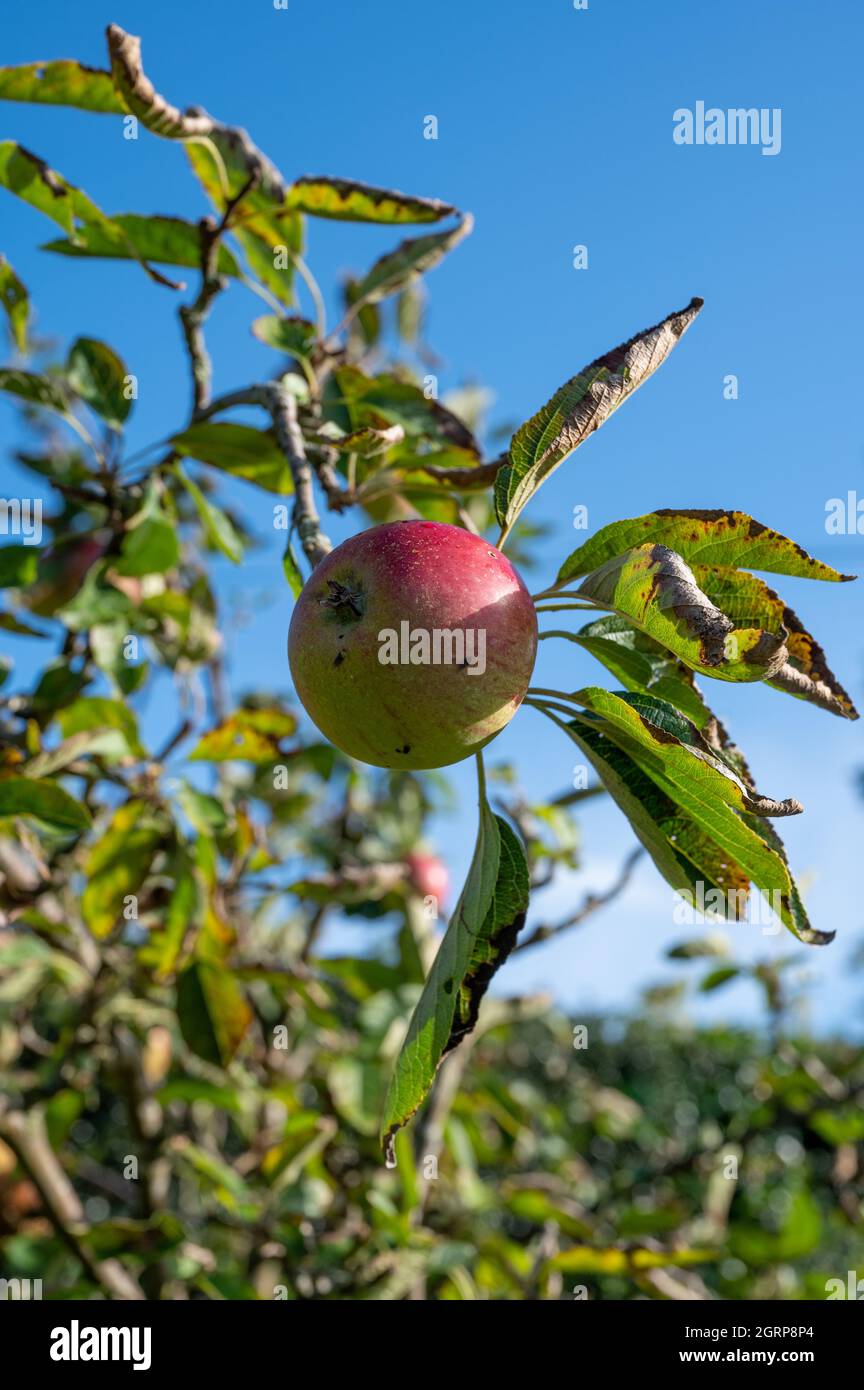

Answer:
[0,24,859,1300]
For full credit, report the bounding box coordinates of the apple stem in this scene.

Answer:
[475,749,487,804]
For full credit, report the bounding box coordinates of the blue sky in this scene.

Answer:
[1,0,862,1034]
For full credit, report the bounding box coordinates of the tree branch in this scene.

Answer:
[195,384,333,568]
[0,1104,145,1300]
[514,847,643,953]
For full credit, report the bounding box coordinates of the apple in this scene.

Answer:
[288,520,538,769]
[405,851,450,907]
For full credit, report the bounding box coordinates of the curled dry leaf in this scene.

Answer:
[496,297,704,534]
[577,544,790,684]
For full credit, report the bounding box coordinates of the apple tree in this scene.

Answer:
[0,24,858,1298]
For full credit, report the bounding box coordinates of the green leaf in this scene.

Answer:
[139,849,199,980]
[573,688,802,820]
[543,711,751,915]
[177,961,252,1067]
[332,367,479,455]
[285,176,456,224]
[115,482,180,577]
[535,689,830,945]
[0,142,176,288]
[700,965,741,992]
[351,215,473,310]
[731,1187,821,1265]
[495,298,703,534]
[0,141,117,240]
[0,59,127,113]
[173,464,243,563]
[28,658,89,711]
[25,728,128,777]
[0,776,91,830]
[184,141,301,306]
[0,254,29,351]
[0,544,40,588]
[691,566,858,720]
[171,424,293,495]
[81,800,163,938]
[0,610,48,637]
[43,213,241,277]
[80,1214,184,1261]
[0,367,72,416]
[576,544,789,684]
[67,337,131,428]
[251,314,317,357]
[543,615,713,728]
[282,541,303,598]
[381,799,529,1157]
[176,781,230,836]
[58,696,146,760]
[557,509,853,587]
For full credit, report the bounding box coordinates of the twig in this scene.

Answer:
[0,1104,145,1300]
[179,177,259,417]
[514,847,644,953]
[413,1046,474,1217]
[179,216,225,416]
[154,717,193,764]
[309,443,353,512]
[420,453,508,489]
[190,384,334,567]
[265,383,333,567]
[299,903,328,964]
[550,784,607,809]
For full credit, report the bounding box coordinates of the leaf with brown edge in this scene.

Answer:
[691,566,858,720]
[532,693,831,945]
[602,691,802,818]
[285,176,456,224]
[350,215,473,311]
[576,544,789,684]
[190,708,297,763]
[105,25,299,300]
[557,509,854,587]
[0,141,181,288]
[314,423,405,458]
[0,59,127,113]
[495,297,703,534]
[549,712,751,913]
[380,808,528,1159]
[184,140,302,306]
[542,614,714,729]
